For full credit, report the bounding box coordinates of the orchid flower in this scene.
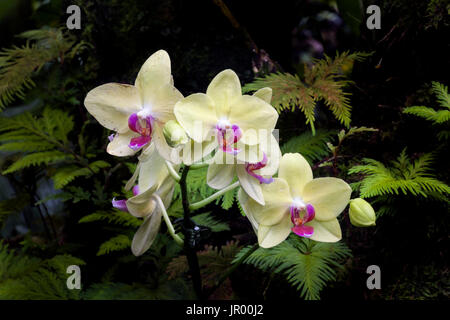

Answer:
[173,69,278,164]
[206,87,281,205]
[112,145,180,256]
[84,50,183,161]
[238,153,352,248]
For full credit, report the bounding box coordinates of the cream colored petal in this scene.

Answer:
[234,142,262,164]
[207,162,235,190]
[257,215,292,248]
[206,69,242,118]
[148,83,183,123]
[236,164,264,205]
[307,218,342,243]
[180,138,217,166]
[239,178,291,226]
[131,209,162,256]
[253,87,272,104]
[125,162,141,191]
[151,122,182,164]
[257,134,281,176]
[237,188,259,234]
[84,83,141,133]
[174,93,217,143]
[106,131,139,157]
[278,153,313,198]
[126,185,158,218]
[302,177,351,221]
[135,50,172,105]
[228,95,278,145]
[138,146,168,191]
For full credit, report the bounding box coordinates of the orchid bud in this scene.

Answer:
[163,120,188,147]
[349,198,376,227]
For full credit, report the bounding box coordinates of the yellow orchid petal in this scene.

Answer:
[240,178,292,226]
[236,164,264,205]
[253,87,273,104]
[206,69,242,118]
[84,83,141,133]
[306,218,342,243]
[278,153,313,198]
[207,161,235,190]
[151,122,182,164]
[126,185,158,218]
[257,215,292,248]
[174,93,217,143]
[131,208,162,256]
[135,50,172,105]
[106,131,140,157]
[138,146,168,191]
[147,83,183,123]
[228,95,278,145]
[180,138,217,166]
[257,134,281,176]
[302,177,351,221]
[237,188,259,234]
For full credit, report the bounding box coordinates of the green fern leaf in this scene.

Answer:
[97,234,131,256]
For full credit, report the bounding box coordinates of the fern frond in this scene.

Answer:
[0,243,86,300]
[191,212,230,232]
[281,129,334,163]
[431,81,450,109]
[0,27,88,109]
[2,150,70,174]
[79,210,142,228]
[234,235,351,300]
[349,151,450,198]
[51,160,110,189]
[97,234,131,256]
[243,51,371,132]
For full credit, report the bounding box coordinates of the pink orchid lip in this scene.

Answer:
[245,152,274,184]
[132,185,140,196]
[112,198,128,212]
[128,113,153,150]
[216,123,242,155]
[290,203,315,238]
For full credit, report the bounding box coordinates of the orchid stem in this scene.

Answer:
[165,160,181,182]
[180,165,203,299]
[189,181,240,211]
[153,194,183,246]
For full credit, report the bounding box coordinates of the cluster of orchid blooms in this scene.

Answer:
[84,50,364,256]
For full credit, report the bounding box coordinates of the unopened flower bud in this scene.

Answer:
[163,120,188,147]
[349,198,376,227]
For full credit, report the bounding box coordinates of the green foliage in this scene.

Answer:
[0,27,90,109]
[403,82,450,140]
[234,235,352,300]
[79,210,142,256]
[97,234,132,256]
[243,51,372,133]
[79,210,142,228]
[0,242,85,299]
[167,241,241,288]
[349,149,450,198]
[0,107,108,187]
[191,212,230,232]
[281,129,334,163]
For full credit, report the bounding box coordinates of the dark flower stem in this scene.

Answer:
[180,165,203,299]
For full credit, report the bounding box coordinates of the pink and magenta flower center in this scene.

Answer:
[128,113,153,150]
[289,201,315,238]
[216,122,242,155]
[245,152,274,184]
